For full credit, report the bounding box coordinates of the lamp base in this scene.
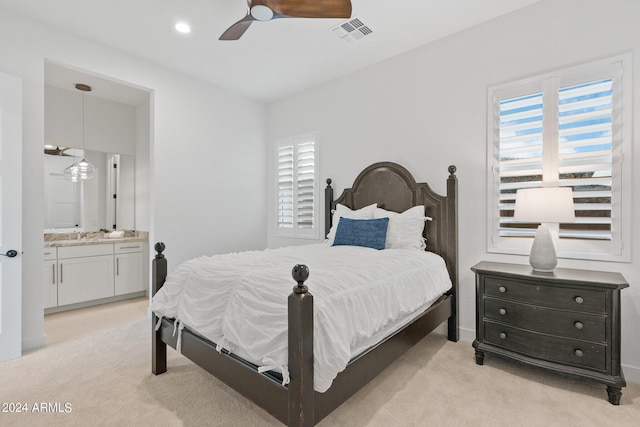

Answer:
[529,225,557,272]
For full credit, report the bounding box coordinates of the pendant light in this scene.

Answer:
[64,83,96,182]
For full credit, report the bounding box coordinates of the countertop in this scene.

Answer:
[44,230,148,248]
[45,236,147,248]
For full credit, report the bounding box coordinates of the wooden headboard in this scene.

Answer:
[324,162,458,303]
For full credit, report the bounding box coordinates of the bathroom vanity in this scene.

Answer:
[44,234,147,313]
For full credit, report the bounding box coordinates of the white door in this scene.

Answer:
[0,71,22,362]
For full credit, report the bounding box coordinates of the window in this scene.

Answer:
[276,132,319,238]
[487,54,632,262]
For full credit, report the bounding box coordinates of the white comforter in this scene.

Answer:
[150,243,452,392]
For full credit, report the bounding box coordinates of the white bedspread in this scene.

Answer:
[150,243,452,392]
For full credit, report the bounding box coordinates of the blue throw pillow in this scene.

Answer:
[332,217,389,250]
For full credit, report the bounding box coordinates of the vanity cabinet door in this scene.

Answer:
[43,248,58,309]
[57,255,114,306]
[43,259,57,309]
[115,251,143,295]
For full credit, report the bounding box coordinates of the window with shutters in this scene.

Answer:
[276,132,319,238]
[487,54,632,262]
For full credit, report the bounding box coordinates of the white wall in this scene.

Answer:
[267,0,640,382]
[0,7,267,351]
[136,99,151,232]
[45,85,137,155]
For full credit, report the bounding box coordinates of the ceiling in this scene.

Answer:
[1,0,540,103]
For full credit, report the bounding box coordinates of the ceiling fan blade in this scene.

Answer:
[220,0,351,40]
[44,146,72,156]
[266,0,352,19]
[219,14,255,40]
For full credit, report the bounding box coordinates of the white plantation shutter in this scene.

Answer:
[497,91,544,237]
[296,141,315,230]
[276,133,318,238]
[488,55,631,261]
[277,145,294,229]
[558,78,614,240]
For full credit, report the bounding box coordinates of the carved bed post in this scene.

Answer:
[288,264,314,427]
[152,242,168,375]
[325,179,334,239]
[446,166,459,342]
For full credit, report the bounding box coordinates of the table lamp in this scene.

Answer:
[513,187,575,272]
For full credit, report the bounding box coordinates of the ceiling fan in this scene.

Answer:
[44,146,72,156]
[220,0,352,41]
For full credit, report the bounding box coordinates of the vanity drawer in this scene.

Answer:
[43,247,57,261]
[483,297,606,342]
[484,321,607,372]
[484,277,606,314]
[115,242,143,254]
[58,244,113,259]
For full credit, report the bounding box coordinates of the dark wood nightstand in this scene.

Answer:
[471,261,628,405]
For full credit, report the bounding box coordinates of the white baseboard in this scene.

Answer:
[459,326,475,344]
[622,363,640,385]
[22,333,46,354]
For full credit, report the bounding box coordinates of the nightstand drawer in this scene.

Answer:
[484,322,606,372]
[484,297,606,342]
[484,277,606,314]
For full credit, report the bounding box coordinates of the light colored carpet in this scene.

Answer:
[1,300,638,427]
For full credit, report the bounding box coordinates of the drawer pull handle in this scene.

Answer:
[498,286,507,293]
[575,296,584,304]
[499,308,507,315]
[499,332,507,340]
[575,349,584,358]
[574,321,584,330]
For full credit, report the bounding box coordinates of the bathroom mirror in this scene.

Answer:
[44,149,135,231]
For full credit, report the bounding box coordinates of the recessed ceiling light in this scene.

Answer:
[175,22,191,34]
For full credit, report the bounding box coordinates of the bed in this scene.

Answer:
[151,161,459,426]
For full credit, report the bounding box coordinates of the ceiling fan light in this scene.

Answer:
[250,5,274,21]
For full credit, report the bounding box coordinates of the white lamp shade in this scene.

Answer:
[513,187,575,223]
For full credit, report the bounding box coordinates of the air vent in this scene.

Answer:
[331,17,373,42]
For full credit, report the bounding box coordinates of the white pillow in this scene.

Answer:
[373,205,426,250]
[326,203,377,244]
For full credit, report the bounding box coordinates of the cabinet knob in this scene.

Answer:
[498,286,506,293]
[499,308,507,315]
[575,349,584,358]
[574,321,584,330]
[499,332,507,340]
[575,296,584,304]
